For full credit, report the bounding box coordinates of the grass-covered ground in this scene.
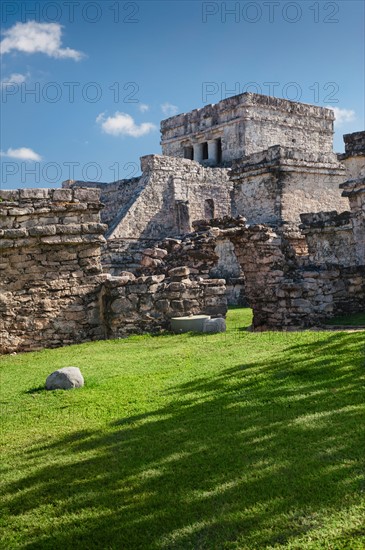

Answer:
[1,308,364,549]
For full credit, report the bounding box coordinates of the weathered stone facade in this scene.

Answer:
[107,155,232,240]
[161,93,335,165]
[0,188,107,353]
[231,146,348,237]
[339,131,365,180]
[64,155,232,242]
[103,269,227,340]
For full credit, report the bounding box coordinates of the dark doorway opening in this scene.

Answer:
[202,142,208,160]
[217,138,222,164]
[184,146,193,160]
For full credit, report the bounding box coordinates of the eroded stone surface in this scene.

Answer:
[45,367,84,390]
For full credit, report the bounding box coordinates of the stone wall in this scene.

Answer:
[0,189,227,354]
[231,146,348,236]
[209,222,364,330]
[101,219,246,306]
[299,211,355,265]
[338,131,365,180]
[102,268,227,339]
[101,238,158,275]
[340,177,365,264]
[131,204,365,330]
[161,93,334,164]
[0,188,107,353]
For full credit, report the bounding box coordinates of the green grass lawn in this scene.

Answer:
[1,308,364,549]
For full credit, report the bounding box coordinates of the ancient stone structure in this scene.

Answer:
[0,188,107,353]
[231,146,348,240]
[133,176,365,330]
[65,93,344,249]
[0,189,226,353]
[1,92,364,353]
[64,156,232,241]
[160,93,335,165]
[103,269,226,340]
[65,94,350,308]
[339,131,365,180]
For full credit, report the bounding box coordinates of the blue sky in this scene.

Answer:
[1,0,364,188]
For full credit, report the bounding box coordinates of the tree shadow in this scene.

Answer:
[2,332,365,549]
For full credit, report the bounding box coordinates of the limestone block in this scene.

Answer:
[20,189,50,199]
[141,256,162,268]
[73,188,100,202]
[52,189,73,201]
[168,266,190,277]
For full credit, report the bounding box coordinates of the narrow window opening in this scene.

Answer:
[202,142,208,160]
[217,138,222,164]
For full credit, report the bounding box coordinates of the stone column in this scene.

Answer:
[208,139,218,164]
[193,143,203,163]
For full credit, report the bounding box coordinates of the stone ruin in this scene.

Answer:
[1,92,364,353]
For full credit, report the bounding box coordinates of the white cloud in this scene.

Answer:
[96,112,156,137]
[161,102,179,117]
[0,21,84,60]
[1,72,27,87]
[0,147,42,161]
[138,103,149,113]
[327,106,356,126]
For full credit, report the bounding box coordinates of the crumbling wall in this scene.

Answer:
[340,177,365,264]
[102,238,158,275]
[132,205,365,330]
[231,146,348,235]
[299,211,355,265]
[217,221,364,329]
[0,188,107,353]
[103,268,227,339]
[102,218,246,306]
[338,131,365,180]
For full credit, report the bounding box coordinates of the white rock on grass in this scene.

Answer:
[45,367,84,390]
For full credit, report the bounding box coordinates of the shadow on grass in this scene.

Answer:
[2,332,365,549]
[25,385,46,395]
